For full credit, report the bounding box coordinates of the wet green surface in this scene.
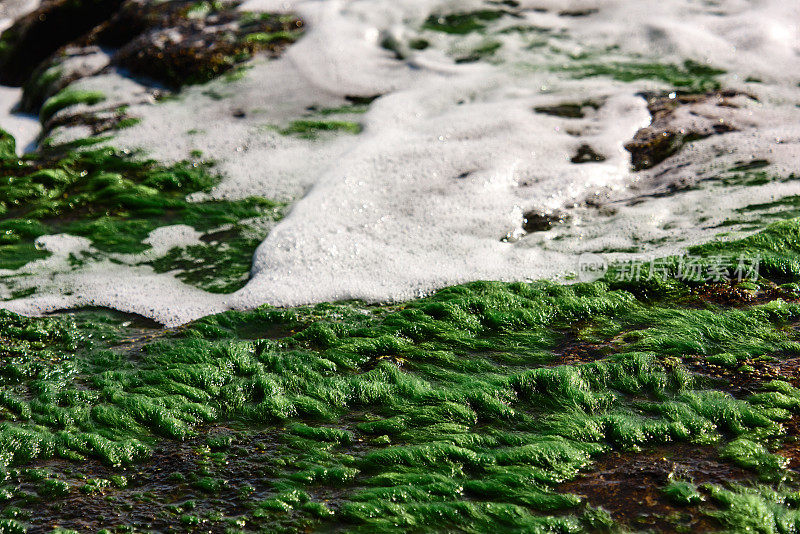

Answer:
[40,90,107,125]
[0,138,283,293]
[276,120,363,140]
[2,222,800,530]
[0,2,796,531]
[564,60,725,92]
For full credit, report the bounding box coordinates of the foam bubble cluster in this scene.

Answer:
[2,0,800,325]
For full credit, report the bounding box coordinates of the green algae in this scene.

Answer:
[0,222,799,530]
[565,59,725,92]
[702,484,800,533]
[39,89,106,124]
[185,0,225,18]
[0,243,49,270]
[0,130,15,160]
[664,480,704,505]
[0,138,282,292]
[730,195,800,228]
[422,10,514,35]
[148,231,273,294]
[690,219,800,281]
[456,40,503,63]
[311,104,369,116]
[278,120,363,139]
[113,117,141,130]
[720,438,787,480]
[244,31,301,45]
[403,11,722,94]
[3,220,800,529]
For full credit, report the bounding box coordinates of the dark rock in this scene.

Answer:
[9,0,305,117]
[90,0,190,48]
[730,159,770,172]
[626,130,684,171]
[110,3,304,88]
[21,46,110,113]
[535,103,586,118]
[521,210,567,233]
[0,0,124,86]
[559,445,747,533]
[624,90,748,171]
[346,95,382,105]
[408,38,430,50]
[557,8,599,17]
[571,144,606,164]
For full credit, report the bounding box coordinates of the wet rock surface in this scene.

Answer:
[502,209,570,242]
[0,0,124,86]
[521,209,568,233]
[0,0,304,117]
[533,101,600,119]
[561,445,748,533]
[624,90,752,171]
[570,143,606,164]
[14,427,286,533]
[21,45,112,113]
[107,1,303,88]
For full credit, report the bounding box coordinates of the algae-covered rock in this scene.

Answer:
[9,0,305,117]
[0,144,281,288]
[4,1,305,144]
[105,0,304,88]
[20,46,111,113]
[39,88,106,124]
[3,253,800,530]
[112,12,303,88]
[0,0,124,86]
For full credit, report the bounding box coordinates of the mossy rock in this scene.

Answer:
[110,2,304,88]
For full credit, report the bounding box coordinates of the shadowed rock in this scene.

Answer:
[21,46,112,112]
[0,0,124,86]
[571,144,606,164]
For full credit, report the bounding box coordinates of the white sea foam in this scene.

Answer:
[0,0,40,33]
[2,0,800,325]
[0,85,39,154]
